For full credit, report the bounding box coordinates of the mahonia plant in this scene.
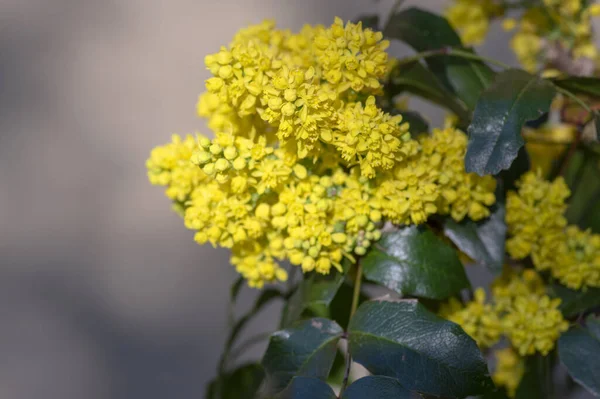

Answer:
[147,2,600,398]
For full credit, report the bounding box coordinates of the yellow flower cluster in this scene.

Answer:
[375,126,496,225]
[439,288,503,349]
[506,172,600,290]
[447,0,600,72]
[441,269,568,359]
[146,134,207,204]
[492,347,525,398]
[446,0,503,45]
[147,19,498,287]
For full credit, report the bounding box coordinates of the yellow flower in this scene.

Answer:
[502,293,568,356]
[419,127,496,222]
[146,134,206,202]
[551,226,600,290]
[441,288,503,349]
[506,171,570,261]
[334,96,416,178]
[446,0,503,45]
[493,347,525,398]
[314,17,389,93]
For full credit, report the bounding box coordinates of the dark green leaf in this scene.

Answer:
[348,299,493,397]
[384,7,461,55]
[445,48,496,111]
[565,156,600,227]
[383,8,495,111]
[207,363,265,399]
[587,315,600,339]
[388,61,470,122]
[273,377,336,399]
[559,325,600,396]
[328,283,369,329]
[443,203,506,273]
[553,77,600,98]
[362,226,470,299]
[281,272,346,327]
[514,355,549,399]
[465,69,556,176]
[261,318,343,395]
[342,376,411,399]
[549,283,600,317]
[499,145,530,193]
[354,14,380,31]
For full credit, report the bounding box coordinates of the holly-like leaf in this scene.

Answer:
[342,376,411,399]
[384,7,462,50]
[281,272,346,327]
[348,299,493,397]
[465,69,556,176]
[387,61,471,122]
[443,203,506,273]
[445,48,496,110]
[549,283,600,317]
[559,322,600,396]
[206,363,264,399]
[362,226,470,300]
[383,8,495,111]
[261,318,343,396]
[273,377,336,399]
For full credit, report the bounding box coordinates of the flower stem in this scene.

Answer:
[350,260,363,319]
[397,48,512,70]
[339,260,364,396]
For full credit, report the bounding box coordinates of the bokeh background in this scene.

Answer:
[0,0,590,398]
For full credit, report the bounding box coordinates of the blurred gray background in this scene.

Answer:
[0,0,581,398]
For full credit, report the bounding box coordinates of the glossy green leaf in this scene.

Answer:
[388,61,470,122]
[342,376,411,399]
[273,377,336,399]
[362,226,470,299]
[559,324,600,396]
[281,272,346,327]
[465,69,556,176]
[261,318,343,396]
[383,8,495,111]
[514,355,549,399]
[206,363,264,399]
[445,48,496,110]
[549,283,600,317]
[384,7,462,50]
[443,204,506,273]
[348,299,493,397]
[553,77,600,98]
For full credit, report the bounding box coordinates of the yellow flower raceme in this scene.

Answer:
[314,17,389,93]
[493,347,525,398]
[420,127,496,222]
[146,134,206,202]
[502,294,568,356]
[446,0,503,45]
[506,171,570,260]
[440,288,503,349]
[334,96,416,178]
[492,269,568,356]
[552,226,600,289]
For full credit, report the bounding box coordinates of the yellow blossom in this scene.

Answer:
[493,348,525,398]
[314,17,389,93]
